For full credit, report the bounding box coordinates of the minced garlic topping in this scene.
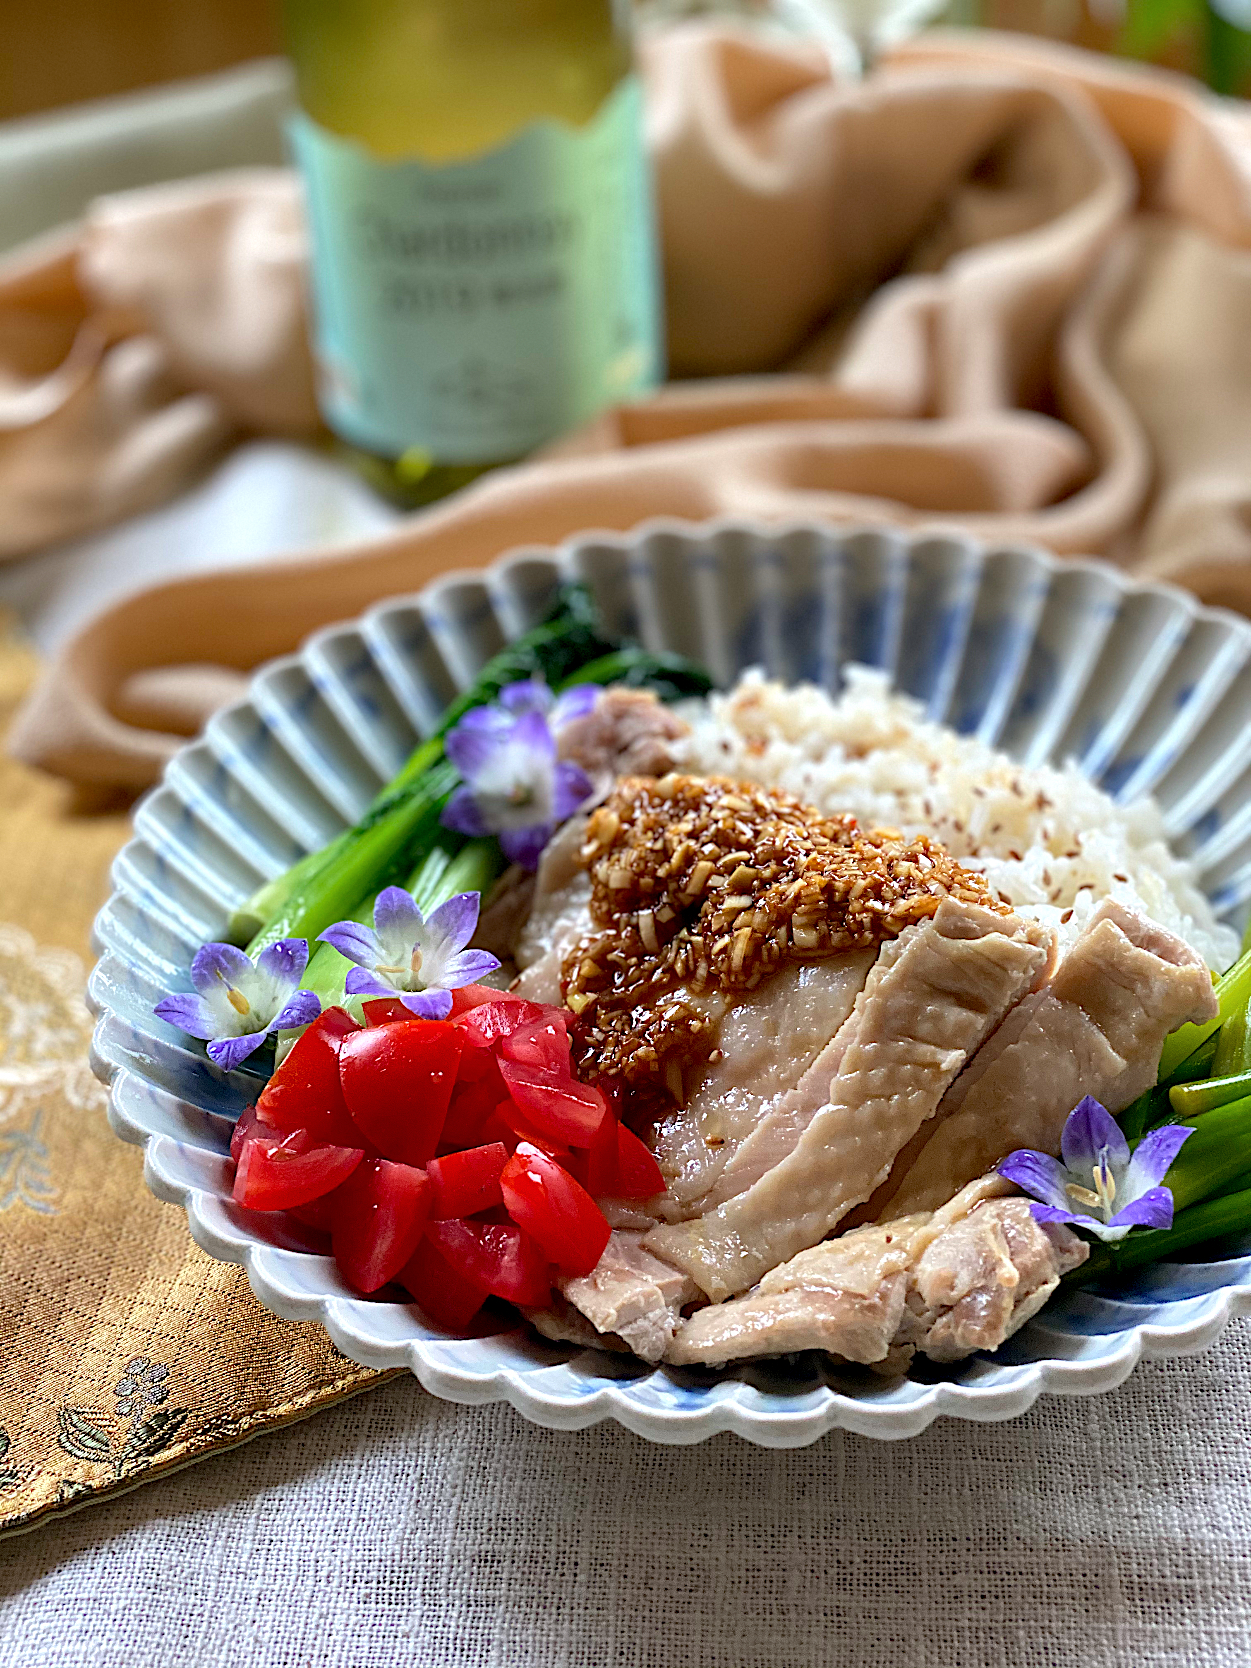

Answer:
[563,773,1007,1099]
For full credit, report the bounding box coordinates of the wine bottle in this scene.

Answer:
[284,0,663,506]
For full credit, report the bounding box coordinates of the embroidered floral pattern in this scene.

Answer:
[0,1429,20,1491]
[0,1109,55,1213]
[114,1357,170,1418]
[0,923,108,1218]
[55,1356,190,1481]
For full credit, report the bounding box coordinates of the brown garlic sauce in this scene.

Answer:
[561,773,1007,1110]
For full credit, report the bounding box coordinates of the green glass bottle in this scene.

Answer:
[284,0,663,506]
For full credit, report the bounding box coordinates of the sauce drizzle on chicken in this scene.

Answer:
[563,773,1008,1099]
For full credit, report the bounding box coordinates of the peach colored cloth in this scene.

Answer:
[4,28,1250,789]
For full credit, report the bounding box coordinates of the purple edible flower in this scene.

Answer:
[317,887,500,1021]
[154,939,320,1071]
[997,1095,1194,1244]
[440,679,596,869]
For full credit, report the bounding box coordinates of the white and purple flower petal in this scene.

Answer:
[499,822,555,870]
[1061,1095,1129,1175]
[498,680,555,718]
[441,784,491,838]
[153,991,217,1041]
[255,938,309,986]
[995,1148,1071,1211]
[399,988,454,1021]
[344,966,401,1000]
[443,705,518,775]
[1124,1123,1194,1199]
[553,760,594,822]
[1024,1202,1099,1233]
[207,1029,273,1072]
[551,684,599,729]
[998,1094,1194,1247]
[316,920,382,968]
[441,949,504,987]
[423,891,481,959]
[190,940,253,998]
[1105,1186,1175,1236]
[372,886,423,968]
[273,990,323,1032]
[156,936,320,1068]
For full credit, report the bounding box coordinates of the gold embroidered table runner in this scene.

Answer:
[0,618,389,1538]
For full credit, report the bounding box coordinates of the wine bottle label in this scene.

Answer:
[289,75,662,465]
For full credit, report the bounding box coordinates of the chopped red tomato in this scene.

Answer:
[229,1103,271,1164]
[498,1058,607,1147]
[498,1013,570,1073]
[425,1218,552,1306]
[486,1098,567,1158]
[288,1193,337,1233]
[331,1158,431,1293]
[500,1143,610,1276]
[582,1103,620,1197]
[233,1131,363,1212]
[257,1006,363,1147]
[447,983,521,1018]
[399,1235,489,1330]
[361,996,417,1027]
[427,1141,508,1219]
[455,997,547,1049]
[438,1048,507,1150]
[338,1020,464,1166]
[572,1118,666,1200]
[612,1125,666,1199]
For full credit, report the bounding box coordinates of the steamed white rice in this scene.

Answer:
[674,668,1237,972]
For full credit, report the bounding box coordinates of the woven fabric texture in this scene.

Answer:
[0,618,391,1538]
[2,1338,1251,1667]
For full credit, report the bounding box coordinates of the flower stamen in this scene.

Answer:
[226,987,251,1016]
[1094,1149,1117,1218]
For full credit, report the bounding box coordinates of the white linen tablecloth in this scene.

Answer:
[3,1334,1251,1667]
[3,61,1250,1668]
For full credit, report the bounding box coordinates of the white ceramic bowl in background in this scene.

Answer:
[89,522,1251,1446]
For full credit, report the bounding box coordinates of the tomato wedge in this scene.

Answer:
[331,1158,431,1292]
[399,1235,488,1330]
[582,1103,620,1197]
[257,1006,363,1147]
[448,983,519,1018]
[498,1013,570,1074]
[498,1058,607,1147]
[486,1098,567,1158]
[455,997,547,1049]
[361,996,417,1027]
[233,1131,364,1212]
[438,1048,507,1151]
[612,1125,666,1199]
[229,1103,271,1164]
[337,1020,464,1165]
[427,1142,508,1219]
[500,1143,610,1276]
[288,1193,338,1233]
[425,1218,552,1306]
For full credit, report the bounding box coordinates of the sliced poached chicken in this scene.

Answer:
[642,900,1053,1301]
[876,899,1218,1218]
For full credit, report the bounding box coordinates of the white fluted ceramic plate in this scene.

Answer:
[90,522,1251,1446]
